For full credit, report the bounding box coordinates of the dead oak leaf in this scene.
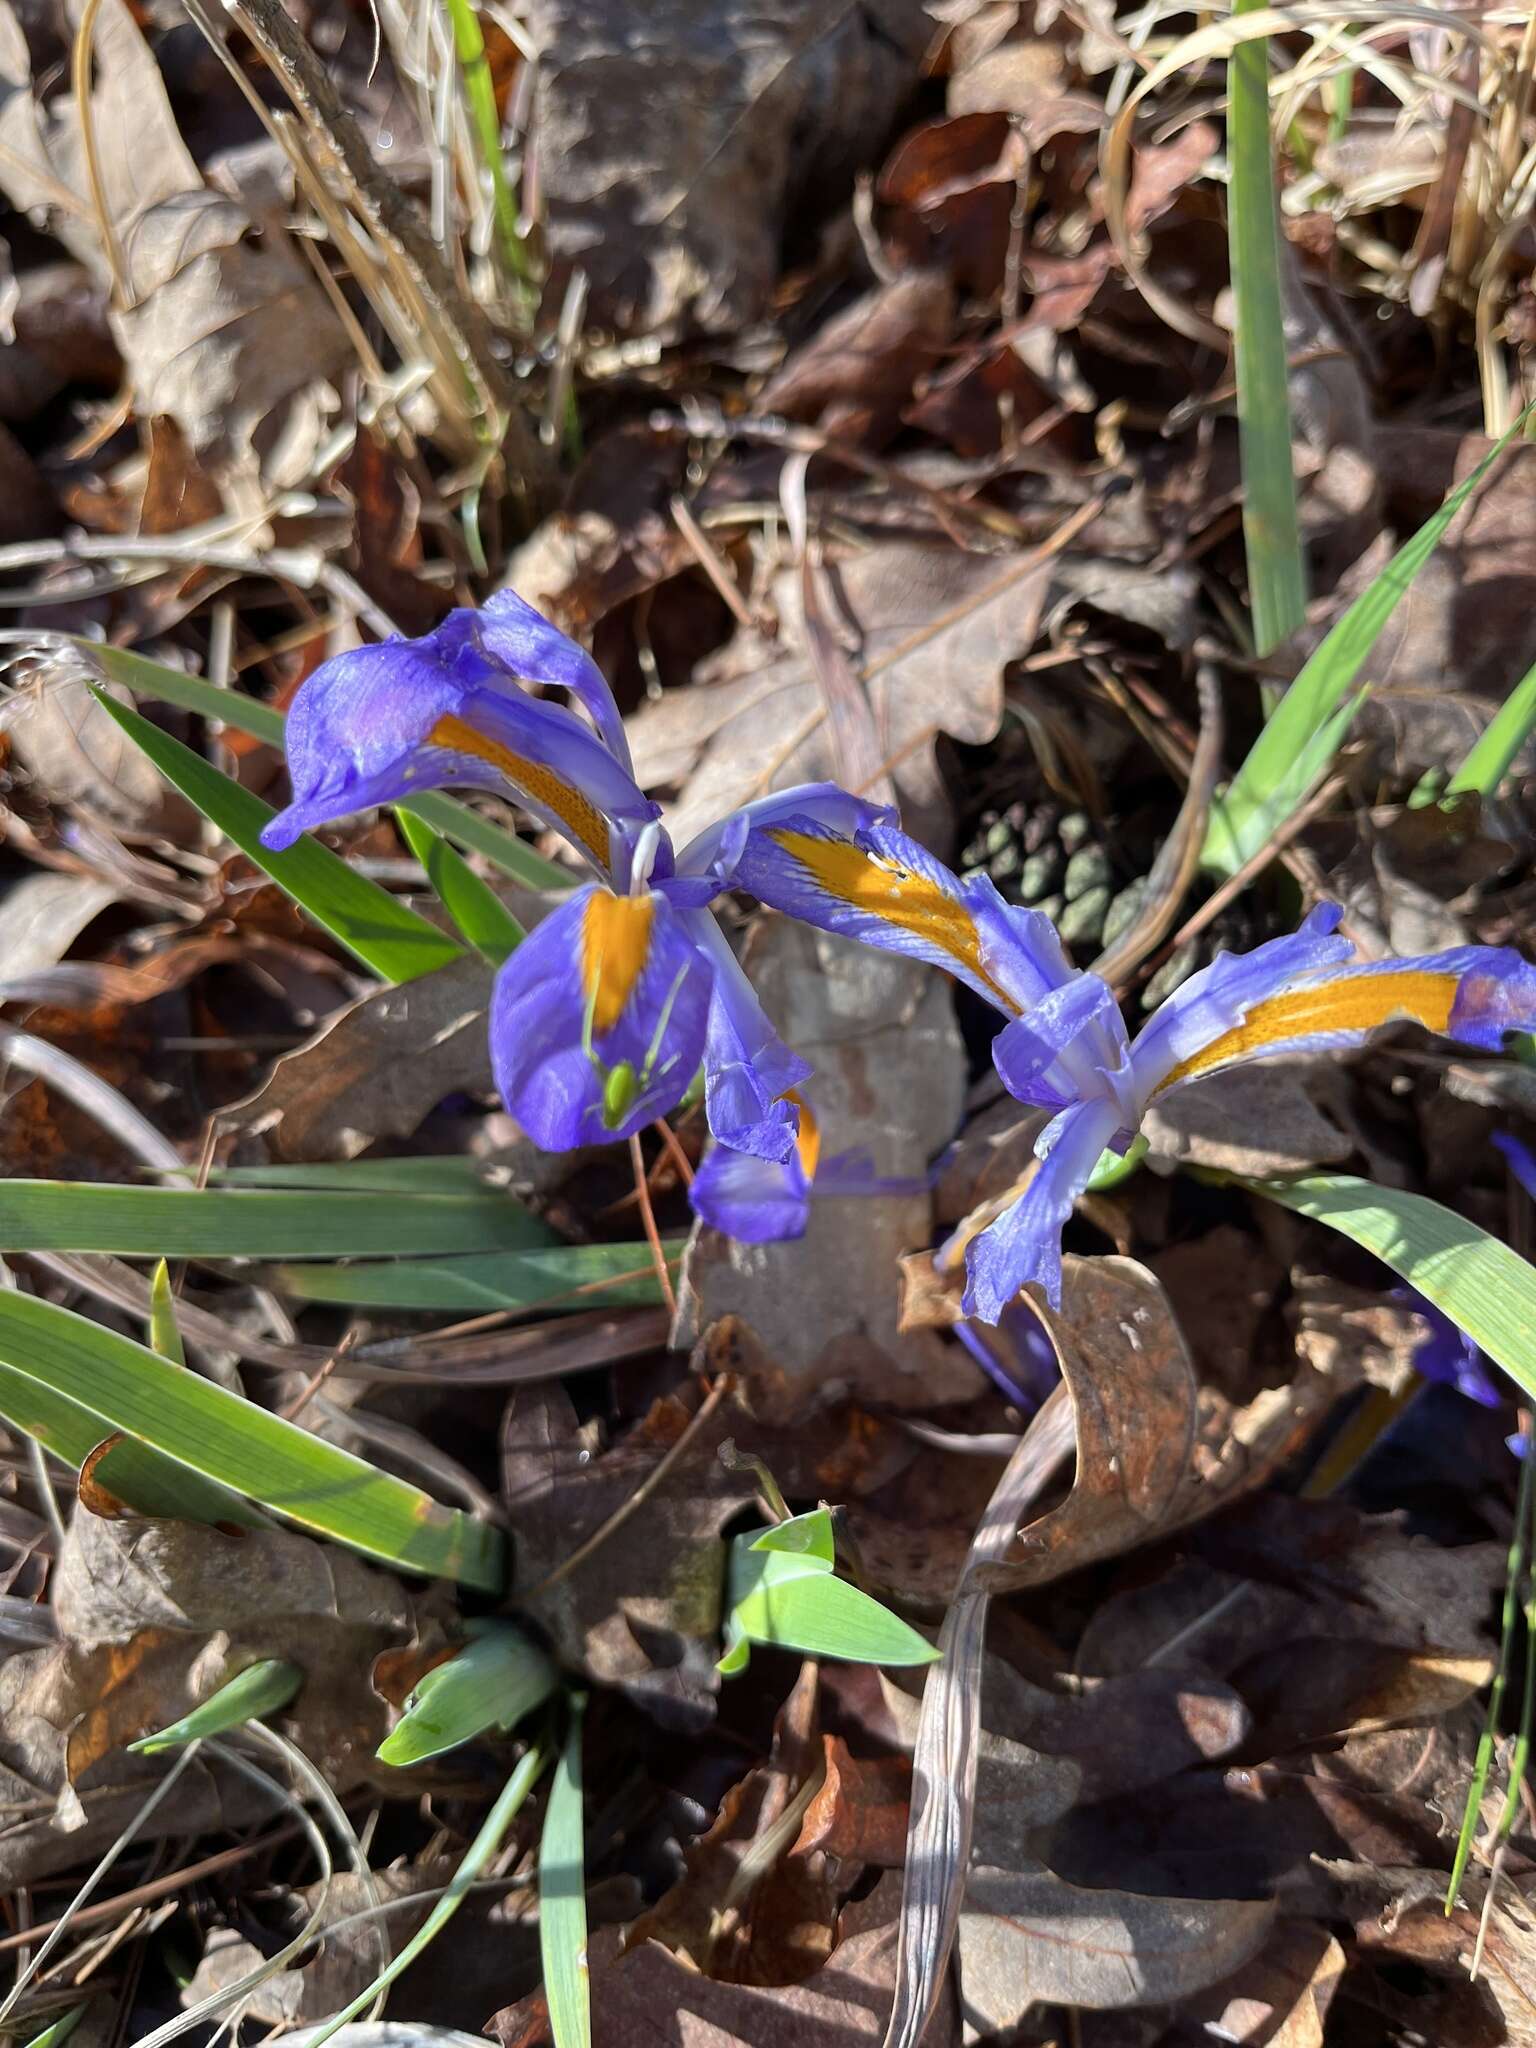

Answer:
[627,542,1053,853]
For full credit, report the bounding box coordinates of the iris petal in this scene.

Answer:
[961,1097,1121,1319]
[685,912,808,1162]
[477,588,634,774]
[690,1144,812,1242]
[489,888,711,1147]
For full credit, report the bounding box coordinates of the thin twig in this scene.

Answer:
[521,1373,733,1598]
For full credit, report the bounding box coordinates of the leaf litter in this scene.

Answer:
[0,0,1534,2042]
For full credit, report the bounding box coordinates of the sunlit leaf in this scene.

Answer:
[128,1659,303,1753]
[396,806,525,964]
[540,1697,591,2048]
[377,1622,559,1767]
[721,1510,939,1674]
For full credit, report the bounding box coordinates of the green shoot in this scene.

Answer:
[396,805,526,963]
[148,1257,185,1366]
[540,1697,591,2048]
[720,1507,940,1675]
[1228,0,1307,675]
[21,2005,88,2048]
[441,0,534,308]
[1445,655,1536,801]
[1205,410,1532,874]
[128,1660,304,1754]
[377,1622,559,1767]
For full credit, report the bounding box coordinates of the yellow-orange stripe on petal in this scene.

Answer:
[766,829,1014,1011]
[1157,968,1460,1091]
[427,713,611,871]
[787,1089,822,1183]
[581,890,655,1036]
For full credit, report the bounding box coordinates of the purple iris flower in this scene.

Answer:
[688,1090,929,1240]
[729,803,1536,1321]
[258,590,866,1160]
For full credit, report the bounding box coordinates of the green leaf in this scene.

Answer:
[261,1242,677,1313]
[148,1257,186,1366]
[1446,653,1536,800]
[22,2003,88,2048]
[206,1156,488,1193]
[76,1257,269,1529]
[376,1622,559,1767]
[128,1659,303,1753]
[79,638,572,890]
[0,1179,549,1258]
[540,1697,591,2048]
[0,1290,503,1588]
[90,688,464,983]
[296,1744,549,2048]
[1228,0,1306,667]
[722,1519,940,1675]
[396,807,525,965]
[1240,1172,1536,1403]
[1205,410,1531,873]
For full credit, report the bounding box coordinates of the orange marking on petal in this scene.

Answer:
[581,891,655,1036]
[767,829,1014,1011]
[787,1090,822,1183]
[428,712,611,871]
[1157,969,1459,1090]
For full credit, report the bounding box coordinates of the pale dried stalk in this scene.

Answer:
[881,1382,1077,2048]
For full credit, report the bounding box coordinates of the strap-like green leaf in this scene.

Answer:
[263,1242,677,1312]
[0,1290,504,1589]
[540,1697,591,2048]
[91,688,464,983]
[396,807,525,963]
[1242,1171,1536,1402]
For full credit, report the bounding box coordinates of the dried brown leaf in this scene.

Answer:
[4,661,174,830]
[956,1861,1274,2023]
[629,542,1052,853]
[224,955,496,1161]
[758,272,954,448]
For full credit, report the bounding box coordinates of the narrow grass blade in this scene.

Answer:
[90,689,463,983]
[206,1157,488,1193]
[0,1180,549,1258]
[1228,0,1306,666]
[396,807,525,964]
[1446,655,1536,799]
[0,1290,504,1588]
[1205,413,1530,873]
[77,638,572,889]
[540,1696,590,2048]
[299,1743,548,2048]
[22,2008,87,2048]
[1240,1173,1536,1402]
[129,1659,303,1754]
[723,1512,939,1673]
[441,0,533,301]
[1445,1445,1533,1907]
[262,1243,678,1313]
[377,1622,559,1766]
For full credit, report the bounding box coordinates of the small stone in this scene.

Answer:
[1100,877,1148,949]
[1143,939,1201,1008]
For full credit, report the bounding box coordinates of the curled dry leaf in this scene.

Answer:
[676,920,973,1420]
[3,660,175,831]
[525,0,931,338]
[973,1255,1200,1595]
[627,541,1054,852]
[758,271,955,449]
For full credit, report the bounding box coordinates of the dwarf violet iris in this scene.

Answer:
[259,590,866,1161]
[728,798,1536,1321]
